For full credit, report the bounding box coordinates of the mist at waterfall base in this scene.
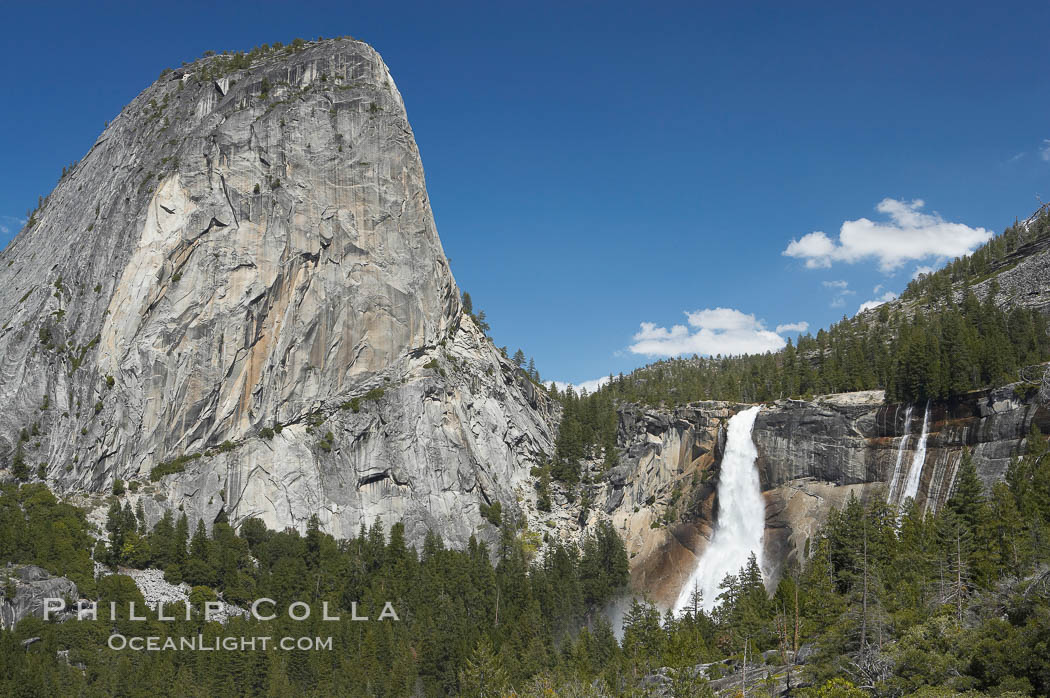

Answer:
[672,406,764,615]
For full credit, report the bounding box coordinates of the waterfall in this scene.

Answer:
[673,405,764,615]
[886,405,914,504]
[899,401,931,508]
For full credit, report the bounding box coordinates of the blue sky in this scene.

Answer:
[2,1,1048,389]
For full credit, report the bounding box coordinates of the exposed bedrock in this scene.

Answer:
[0,39,556,549]
[573,385,1048,607]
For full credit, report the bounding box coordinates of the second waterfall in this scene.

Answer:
[673,405,764,614]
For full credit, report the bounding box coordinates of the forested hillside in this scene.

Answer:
[4,426,1050,695]
[551,208,1050,480]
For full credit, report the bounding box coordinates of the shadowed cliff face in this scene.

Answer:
[583,385,1049,607]
[0,39,556,548]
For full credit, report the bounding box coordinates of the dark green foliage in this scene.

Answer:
[10,443,28,481]
[535,466,553,512]
[149,452,202,481]
[0,483,96,595]
[555,212,1050,415]
[112,478,124,496]
[571,287,1048,410]
[341,387,385,414]
[479,500,502,526]
[0,482,639,696]
[551,385,619,484]
[11,441,1050,695]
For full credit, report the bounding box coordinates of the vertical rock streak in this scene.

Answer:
[673,405,763,614]
[886,404,914,504]
[899,401,931,509]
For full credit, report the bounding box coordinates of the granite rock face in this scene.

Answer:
[555,386,1049,607]
[0,39,555,548]
[0,564,78,629]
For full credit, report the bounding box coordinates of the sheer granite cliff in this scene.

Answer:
[531,386,1049,607]
[0,39,555,547]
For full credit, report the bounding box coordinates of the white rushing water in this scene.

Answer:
[899,401,931,507]
[886,405,914,504]
[673,405,763,615]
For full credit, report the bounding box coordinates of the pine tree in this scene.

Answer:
[457,635,508,697]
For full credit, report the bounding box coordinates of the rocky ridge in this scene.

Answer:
[523,383,1048,607]
[0,38,556,549]
[0,564,78,629]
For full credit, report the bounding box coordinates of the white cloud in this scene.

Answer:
[548,376,610,395]
[823,279,855,308]
[782,198,992,272]
[857,291,898,314]
[0,215,27,235]
[629,307,800,358]
[912,265,935,279]
[775,321,809,334]
[1041,139,1050,162]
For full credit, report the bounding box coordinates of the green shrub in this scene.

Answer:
[259,427,274,440]
[479,500,502,526]
[11,446,27,480]
[150,452,202,482]
[112,479,125,496]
